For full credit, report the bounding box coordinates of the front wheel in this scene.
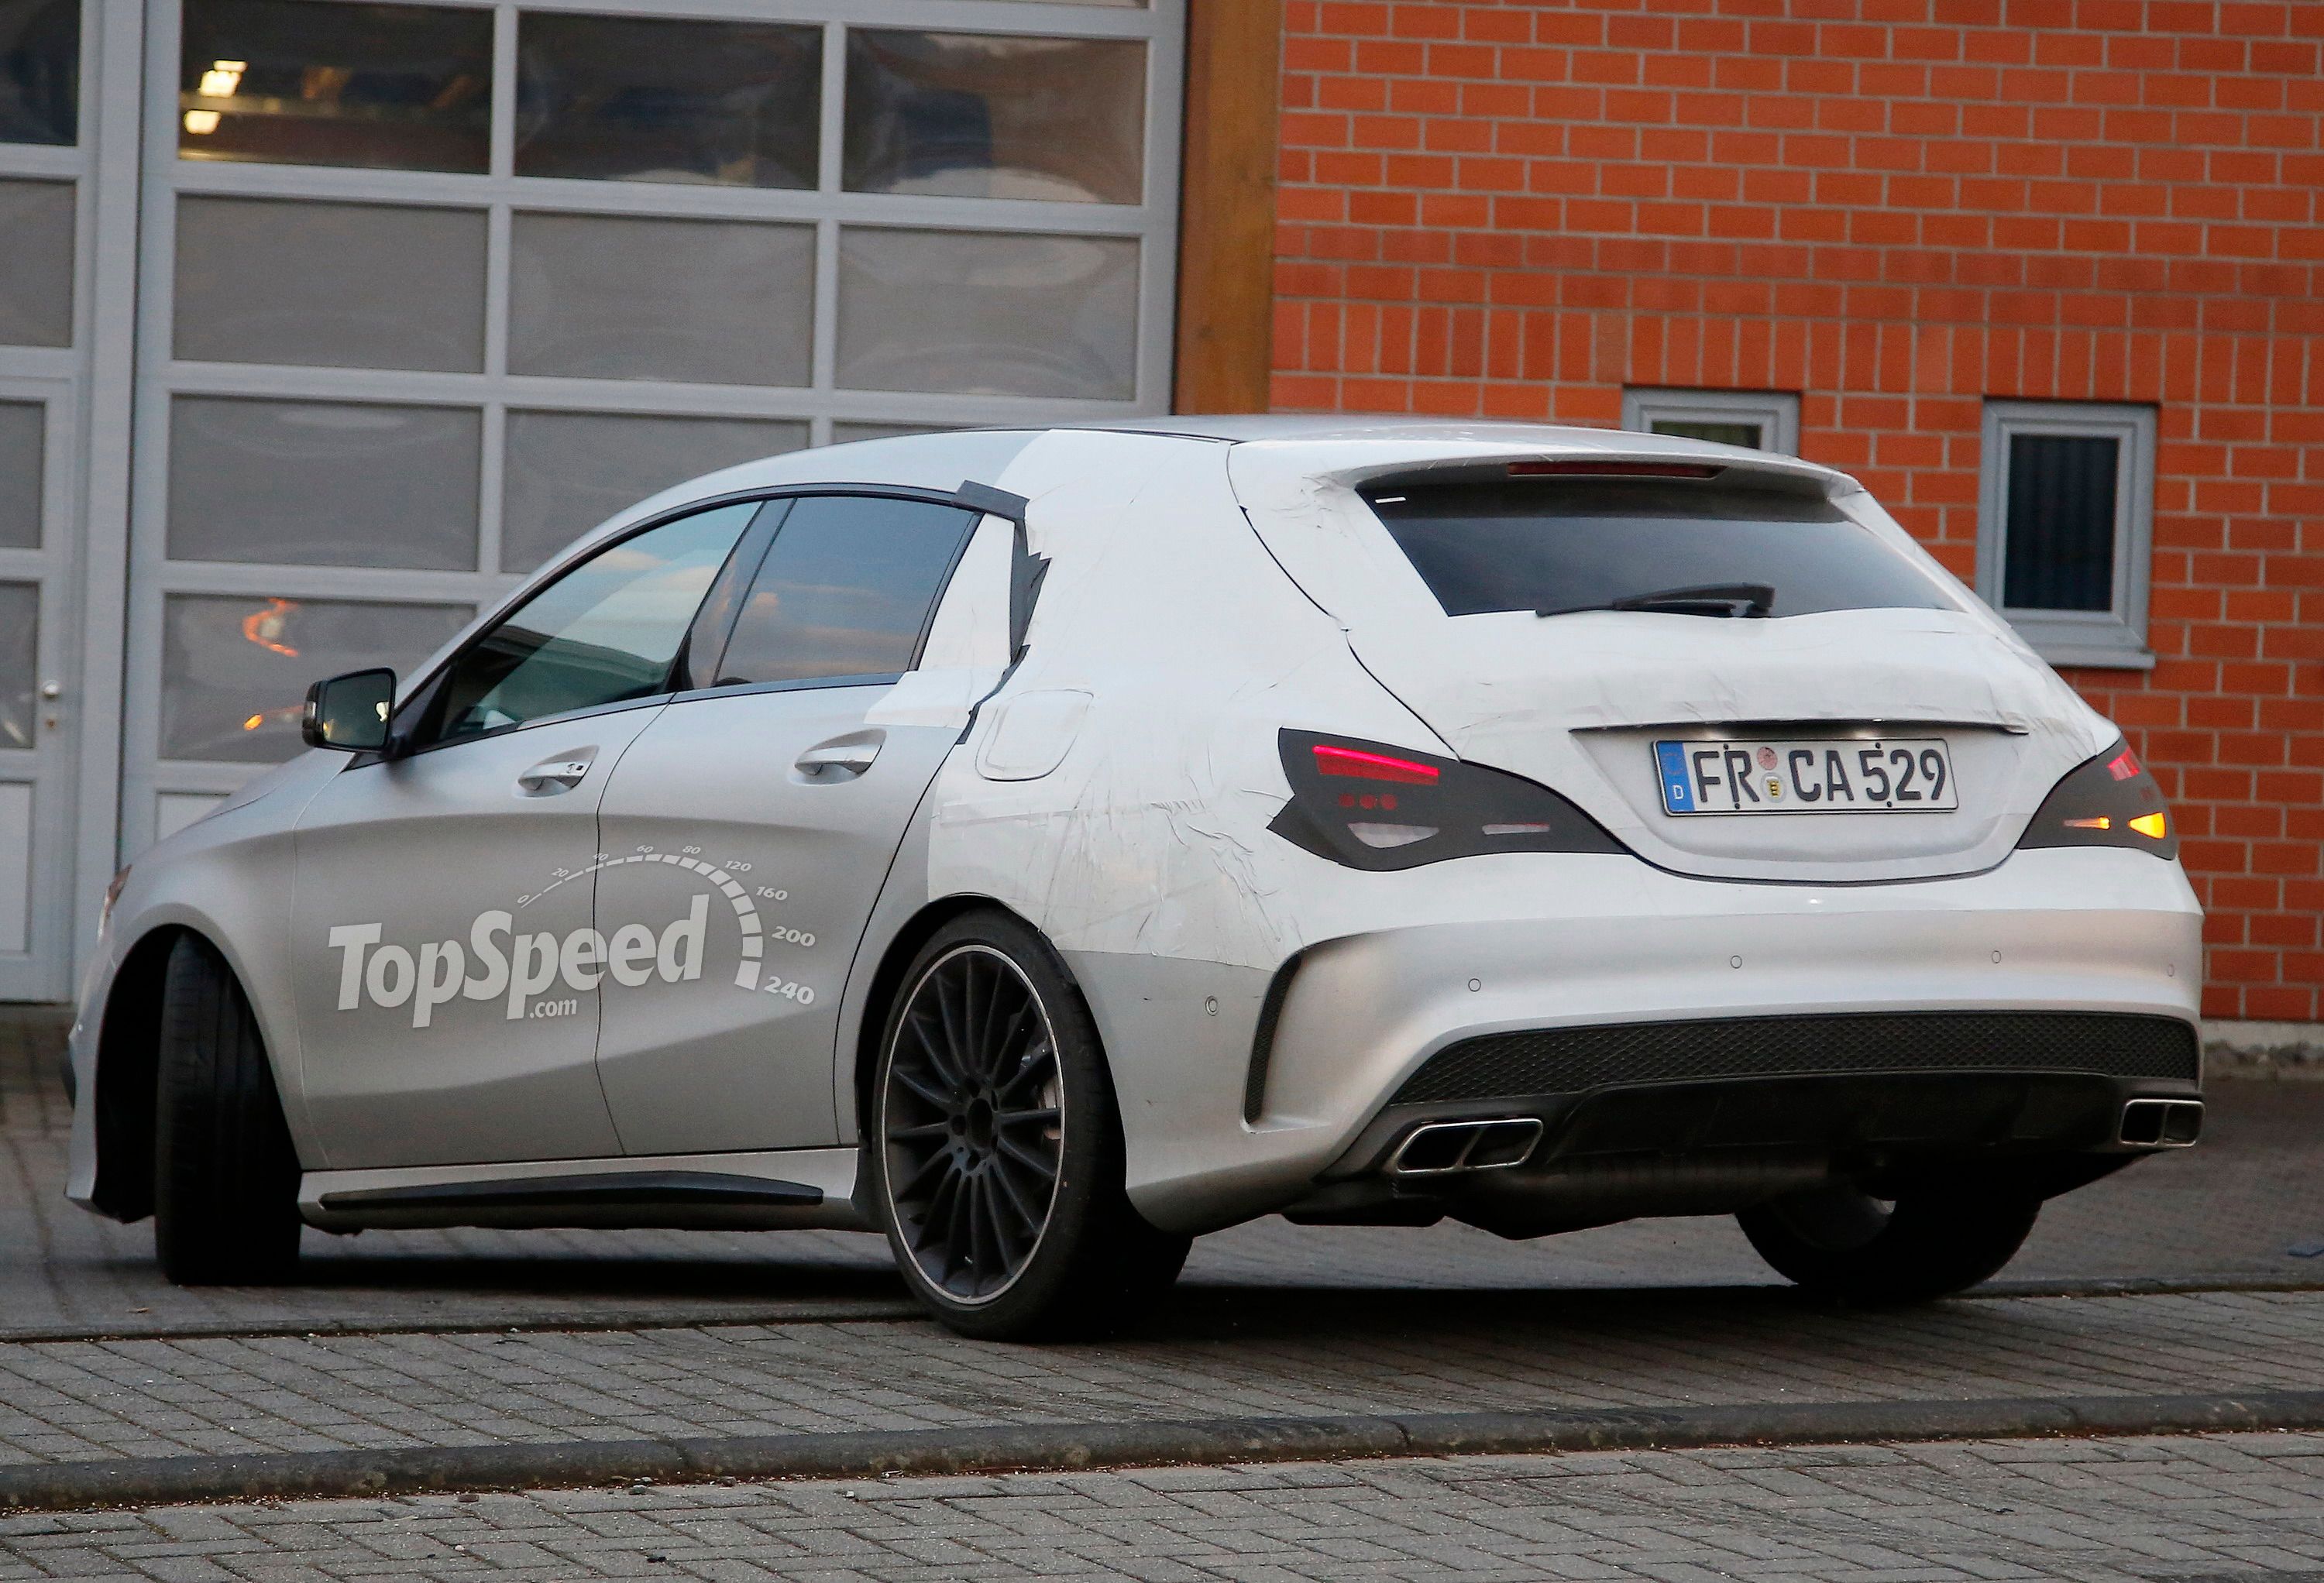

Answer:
[1738,1180,2040,1303]
[153,934,303,1284]
[868,911,1189,1340]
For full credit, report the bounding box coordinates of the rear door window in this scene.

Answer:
[1363,478,1951,619]
[706,493,978,686]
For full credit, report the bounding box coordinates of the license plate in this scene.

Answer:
[1654,737,1958,815]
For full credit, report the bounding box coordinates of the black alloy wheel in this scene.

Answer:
[870,909,1190,1340]
[882,942,1064,1303]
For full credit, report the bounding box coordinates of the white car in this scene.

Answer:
[67,419,2204,1338]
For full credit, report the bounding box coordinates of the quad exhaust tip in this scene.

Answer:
[2119,1097,2203,1149]
[1390,1118,1543,1176]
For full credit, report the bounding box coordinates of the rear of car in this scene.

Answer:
[1205,430,2201,1295]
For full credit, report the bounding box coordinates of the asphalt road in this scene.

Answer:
[7,1011,2324,1341]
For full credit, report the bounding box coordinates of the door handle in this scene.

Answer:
[794,738,881,781]
[517,757,593,795]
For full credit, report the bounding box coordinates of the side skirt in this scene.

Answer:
[299,1147,868,1233]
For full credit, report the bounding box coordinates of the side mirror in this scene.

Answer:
[302,668,396,754]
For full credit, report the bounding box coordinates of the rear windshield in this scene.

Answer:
[1363,479,1952,619]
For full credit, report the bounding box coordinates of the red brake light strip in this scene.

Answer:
[1312,744,1441,785]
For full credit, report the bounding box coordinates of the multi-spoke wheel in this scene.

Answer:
[1737,1179,2040,1303]
[882,943,1064,1303]
[869,910,1190,1339]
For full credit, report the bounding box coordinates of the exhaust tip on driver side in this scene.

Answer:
[1388,1118,1543,1176]
[2118,1097,2203,1149]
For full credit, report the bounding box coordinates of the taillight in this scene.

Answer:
[2016,740,2178,860]
[1268,730,1626,870]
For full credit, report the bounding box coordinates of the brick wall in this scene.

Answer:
[1270,0,2324,1022]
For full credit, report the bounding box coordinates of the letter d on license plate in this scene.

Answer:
[1655,737,1958,815]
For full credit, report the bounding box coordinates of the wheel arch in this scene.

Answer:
[847,894,1065,1141]
[86,923,189,1222]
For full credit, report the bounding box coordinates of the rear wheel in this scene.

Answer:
[153,934,302,1284]
[1737,1180,2039,1303]
[868,911,1188,1340]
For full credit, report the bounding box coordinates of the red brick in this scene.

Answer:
[1275,0,2324,1018]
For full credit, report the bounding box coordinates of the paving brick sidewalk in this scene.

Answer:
[5,1431,2323,1581]
[5,1281,2324,1471]
[10,1008,2324,1344]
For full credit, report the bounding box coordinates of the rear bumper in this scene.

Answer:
[1116,845,2202,1233]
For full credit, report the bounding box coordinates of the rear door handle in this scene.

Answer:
[517,756,593,795]
[794,738,881,780]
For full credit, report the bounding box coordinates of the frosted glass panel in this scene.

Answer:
[177,0,491,172]
[837,228,1136,399]
[0,582,34,750]
[516,12,819,188]
[174,196,487,372]
[0,781,29,953]
[830,422,954,445]
[0,402,40,549]
[160,594,470,762]
[155,792,226,842]
[509,212,813,386]
[0,178,71,346]
[0,0,77,145]
[167,397,480,570]
[845,31,1143,204]
[501,410,806,573]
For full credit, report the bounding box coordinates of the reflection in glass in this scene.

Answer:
[0,403,40,549]
[0,582,34,750]
[428,506,752,745]
[509,212,814,386]
[516,13,819,188]
[837,227,1136,399]
[1651,420,1761,449]
[168,397,480,571]
[844,31,1143,204]
[0,178,72,347]
[0,0,77,145]
[2004,434,2120,613]
[502,410,806,574]
[716,496,977,686]
[177,0,490,172]
[174,196,487,372]
[160,594,471,763]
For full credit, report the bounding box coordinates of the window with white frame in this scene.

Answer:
[1621,388,1799,455]
[1975,400,2156,669]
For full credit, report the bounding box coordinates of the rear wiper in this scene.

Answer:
[1536,582,1776,620]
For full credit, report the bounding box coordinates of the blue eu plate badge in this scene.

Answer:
[1654,741,1697,813]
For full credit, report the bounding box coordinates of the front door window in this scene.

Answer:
[411,501,758,748]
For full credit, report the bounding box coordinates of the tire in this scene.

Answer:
[153,934,302,1285]
[1738,1180,2040,1303]
[868,910,1190,1341]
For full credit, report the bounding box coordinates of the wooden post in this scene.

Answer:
[1173,0,1281,414]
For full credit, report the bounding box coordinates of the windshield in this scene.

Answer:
[1363,478,1954,620]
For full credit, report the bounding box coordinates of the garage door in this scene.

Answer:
[117,0,1181,853]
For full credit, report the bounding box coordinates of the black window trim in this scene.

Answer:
[364,480,1004,765]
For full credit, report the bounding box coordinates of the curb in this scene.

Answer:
[6,1389,2324,1513]
[0,1299,923,1348]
